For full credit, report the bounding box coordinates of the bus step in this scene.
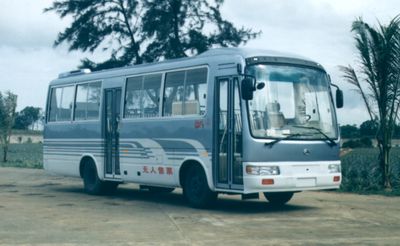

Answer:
[241,193,259,200]
[139,185,150,190]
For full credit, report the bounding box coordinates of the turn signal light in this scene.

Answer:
[333,176,340,182]
[262,179,274,185]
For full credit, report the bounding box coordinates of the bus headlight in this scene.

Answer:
[246,165,280,175]
[328,164,341,173]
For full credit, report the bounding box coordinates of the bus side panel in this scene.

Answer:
[119,117,213,187]
[43,122,103,178]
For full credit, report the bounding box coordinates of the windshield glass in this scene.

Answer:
[246,64,338,139]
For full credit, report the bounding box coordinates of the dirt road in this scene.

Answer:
[1,167,400,245]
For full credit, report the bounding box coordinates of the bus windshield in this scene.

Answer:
[246,64,338,140]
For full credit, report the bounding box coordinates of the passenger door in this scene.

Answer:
[104,88,122,179]
[214,77,243,190]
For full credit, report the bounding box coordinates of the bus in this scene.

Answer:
[44,48,343,208]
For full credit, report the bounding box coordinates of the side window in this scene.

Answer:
[125,76,143,118]
[75,83,88,120]
[163,71,185,116]
[48,85,74,122]
[163,67,207,116]
[142,74,162,117]
[87,82,101,119]
[74,81,101,120]
[124,74,162,118]
[49,87,61,122]
[59,86,74,121]
[185,68,207,115]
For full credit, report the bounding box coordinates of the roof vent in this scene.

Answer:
[58,68,91,79]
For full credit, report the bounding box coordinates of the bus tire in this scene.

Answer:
[102,181,119,195]
[183,165,217,208]
[82,161,118,195]
[263,192,294,206]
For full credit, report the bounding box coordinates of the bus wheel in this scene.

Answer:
[83,161,102,195]
[183,165,217,208]
[263,192,294,206]
[102,181,119,195]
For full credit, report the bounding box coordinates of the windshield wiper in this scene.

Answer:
[292,125,337,147]
[264,133,303,148]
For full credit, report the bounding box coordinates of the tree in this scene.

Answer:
[0,91,17,162]
[359,120,378,138]
[13,106,41,130]
[340,124,360,138]
[140,0,259,62]
[45,0,260,70]
[342,137,373,148]
[340,16,400,189]
[394,124,400,138]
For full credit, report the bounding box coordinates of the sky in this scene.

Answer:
[0,0,399,125]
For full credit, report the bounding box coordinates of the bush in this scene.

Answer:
[340,148,400,192]
[342,137,373,148]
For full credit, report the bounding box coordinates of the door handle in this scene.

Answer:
[107,118,112,132]
[116,115,121,132]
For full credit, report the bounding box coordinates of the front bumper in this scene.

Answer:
[243,161,341,193]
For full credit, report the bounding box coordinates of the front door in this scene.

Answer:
[214,77,243,190]
[104,88,122,179]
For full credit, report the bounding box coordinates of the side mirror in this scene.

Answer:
[241,78,255,100]
[336,89,343,108]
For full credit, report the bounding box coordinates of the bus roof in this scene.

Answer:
[50,47,324,85]
[198,47,311,60]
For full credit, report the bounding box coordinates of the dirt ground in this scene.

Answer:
[1,167,400,245]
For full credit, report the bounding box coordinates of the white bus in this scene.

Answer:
[44,48,343,208]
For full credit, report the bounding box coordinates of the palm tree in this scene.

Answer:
[340,16,400,189]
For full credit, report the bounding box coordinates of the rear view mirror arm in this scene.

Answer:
[330,83,340,90]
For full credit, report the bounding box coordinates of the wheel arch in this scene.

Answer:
[79,154,101,179]
[178,157,214,190]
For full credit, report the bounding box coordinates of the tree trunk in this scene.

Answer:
[117,0,142,64]
[383,145,392,190]
[378,138,392,190]
[2,145,7,163]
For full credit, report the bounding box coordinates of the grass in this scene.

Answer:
[0,143,43,169]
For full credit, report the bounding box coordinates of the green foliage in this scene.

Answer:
[0,143,42,169]
[341,121,400,139]
[359,120,378,138]
[342,137,373,148]
[393,125,400,138]
[13,106,41,130]
[340,15,400,188]
[45,0,260,70]
[340,148,400,192]
[340,124,360,138]
[0,91,18,162]
[140,0,260,62]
